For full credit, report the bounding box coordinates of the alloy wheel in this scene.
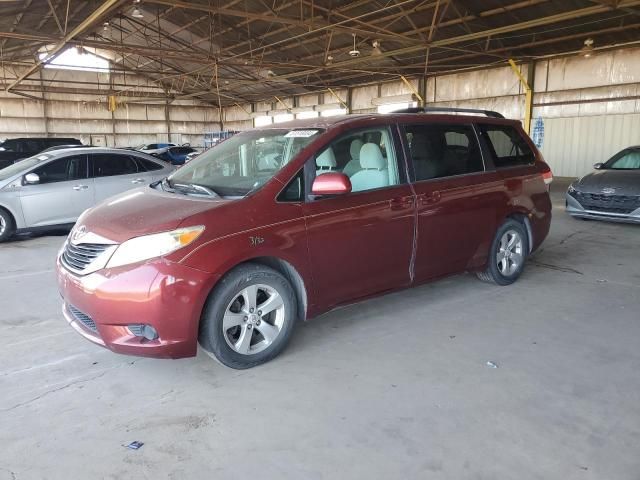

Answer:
[0,216,5,237]
[497,229,524,277]
[223,284,285,355]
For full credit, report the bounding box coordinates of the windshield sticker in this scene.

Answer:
[284,130,319,138]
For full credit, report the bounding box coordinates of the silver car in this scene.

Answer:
[0,147,174,242]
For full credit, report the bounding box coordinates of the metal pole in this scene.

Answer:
[509,58,532,133]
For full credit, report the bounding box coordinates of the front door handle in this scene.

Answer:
[420,191,441,205]
[72,185,89,191]
[131,178,145,184]
[389,196,414,210]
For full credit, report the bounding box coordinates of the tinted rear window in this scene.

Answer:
[91,153,139,177]
[480,124,535,168]
[172,147,194,154]
[404,123,484,180]
[49,138,81,146]
[134,156,163,171]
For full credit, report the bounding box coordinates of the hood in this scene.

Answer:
[77,186,232,243]
[575,169,640,195]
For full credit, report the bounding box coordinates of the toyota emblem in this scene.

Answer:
[601,187,616,195]
[71,225,87,243]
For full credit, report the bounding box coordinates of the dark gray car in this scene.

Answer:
[0,147,174,242]
[566,146,640,223]
[0,137,82,169]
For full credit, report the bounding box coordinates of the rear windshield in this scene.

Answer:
[480,124,535,168]
[168,128,321,197]
[49,138,81,146]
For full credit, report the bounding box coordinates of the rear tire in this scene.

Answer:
[477,219,529,286]
[0,208,15,243]
[199,263,297,369]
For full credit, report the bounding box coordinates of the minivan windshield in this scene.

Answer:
[0,154,51,181]
[167,128,321,197]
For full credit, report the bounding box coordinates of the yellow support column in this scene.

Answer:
[327,88,349,110]
[508,59,532,134]
[400,75,424,107]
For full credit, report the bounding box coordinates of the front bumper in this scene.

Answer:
[565,193,640,224]
[57,256,219,359]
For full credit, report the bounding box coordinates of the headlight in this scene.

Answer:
[567,184,577,194]
[106,226,204,268]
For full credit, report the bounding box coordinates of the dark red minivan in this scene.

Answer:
[57,109,552,369]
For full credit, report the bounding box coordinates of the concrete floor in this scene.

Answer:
[1,181,639,480]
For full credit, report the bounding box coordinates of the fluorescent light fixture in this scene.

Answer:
[291,106,313,114]
[267,109,291,116]
[296,111,318,119]
[314,102,343,112]
[273,113,294,123]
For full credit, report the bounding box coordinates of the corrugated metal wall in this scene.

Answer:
[0,66,221,147]
[539,114,640,177]
[528,49,640,177]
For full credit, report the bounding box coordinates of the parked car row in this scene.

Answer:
[152,145,198,165]
[133,143,199,165]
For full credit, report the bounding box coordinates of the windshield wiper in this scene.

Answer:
[172,182,219,197]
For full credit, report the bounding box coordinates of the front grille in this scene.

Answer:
[61,242,110,272]
[67,304,98,333]
[573,192,640,215]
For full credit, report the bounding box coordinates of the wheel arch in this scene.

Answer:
[205,255,309,323]
[505,211,533,253]
[0,203,18,231]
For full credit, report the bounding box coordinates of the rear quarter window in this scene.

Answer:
[480,124,535,168]
[133,156,163,171]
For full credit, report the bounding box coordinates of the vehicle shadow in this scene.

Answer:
[3,229,70,246]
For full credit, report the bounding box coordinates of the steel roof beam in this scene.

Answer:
[272,1,640,81]
[5,0,124,93]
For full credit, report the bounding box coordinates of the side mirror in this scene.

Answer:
[311,172,352,197]
[594,162,604,169]
[24,173,40,185]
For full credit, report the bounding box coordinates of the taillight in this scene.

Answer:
[538,154,553,185]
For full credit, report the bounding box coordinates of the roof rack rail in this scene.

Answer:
[392,106,504,119]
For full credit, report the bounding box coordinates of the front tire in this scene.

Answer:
[477,219,529,286]
[199,263,297,369]
[0,208,15,243]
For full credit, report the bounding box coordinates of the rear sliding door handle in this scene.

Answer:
[72,185,89,191]
[389,196,415,210]
[420,191,441,204]
[131,178,145,184]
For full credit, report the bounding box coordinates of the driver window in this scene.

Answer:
[314,126,401,192]
[31,155,87,184]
